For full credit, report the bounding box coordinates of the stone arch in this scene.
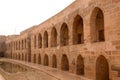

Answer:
[38,54,41,64]
[51,27,57,47]
[76,55,84,75]
[60,23,69,46]
[34,35,36,48]
[38,33,42,48]
[52,54,57,68]
[33,54,36,63]
[25,53,27,61]
[0,52,4,57]
[19,41,20,50]
[96,55,109,80]
[25,39,27,49]
[73,15,84,44]
[44,31,48,48]
[24,54,26,61]
[18,53,20,60]
[15,54,17,59]
[22,53,24,61]
[44,54,49,66]
[90,7,105,42]
[61,54,69,71]
[15,42,17,50]
[22,40,24,49]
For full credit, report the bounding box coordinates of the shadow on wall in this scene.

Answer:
[0,52,4,57]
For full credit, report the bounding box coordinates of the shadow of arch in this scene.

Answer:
[90,7,105,42]
[76,55,84,75]
[44,54,49,66]
[0,52,4,57]
[61,54,69,71]
[52,54,57,68]
[38,54,41,64]
[96,55,109,80]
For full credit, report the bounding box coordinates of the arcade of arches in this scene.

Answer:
[5,1,120,80]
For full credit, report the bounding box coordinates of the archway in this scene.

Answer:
[73,15,84,44]
[22,53,24,61]
[0,52,4,57]
[96,55,109,80]
[18,54,20,60]
[25,53,27,61]
[22,40,24,49]
[33,54,36,63]
[44,31,48,48]
[90,7,105,42]
[61,54,69,71]
[34,35,36,48]
[52,54,57,68]
[76,55,84,75]
[51,27,57,47]
[38,54,41,64]
[38,33,42,48]
[44,54,49,66]
[60,23,69,46]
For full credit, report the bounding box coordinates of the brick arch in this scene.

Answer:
[90,7,105,42]
[96,55,109,80]
[52,54,57,68]
[61,54,69,71]
[44,54,49,66]
[73,15,84,45]
[51,27,57,47]
[44,31,48,48]
[76,55,84,75]
[38,33,42,48]
[38,54,41,64]
[60,23,69,46]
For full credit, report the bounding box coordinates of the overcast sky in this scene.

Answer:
[0,0,74,35]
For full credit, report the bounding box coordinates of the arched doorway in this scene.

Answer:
[0,52,4,57]
[34,35,36,48]
[38,54,41,64]
[60,23,69,46]
[38,33,42,48]
[22,53,24,61]
[52,54,57,68]
[33,54,36,63]
[61,54,69,71]
[90,7,105,42]
[51,27,57,47]
[25,53,27,61]
[44,54,49,66]
[18,54,20,60]
[44,31,48,48]
[73,15,84,44]
[76,55,84,75]
[96,55,109,80]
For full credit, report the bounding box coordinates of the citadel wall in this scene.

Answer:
[4,0,120,80]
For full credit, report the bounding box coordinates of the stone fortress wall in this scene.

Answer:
[2,0,120,80]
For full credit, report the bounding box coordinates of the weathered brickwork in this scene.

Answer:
[2,0,120,80]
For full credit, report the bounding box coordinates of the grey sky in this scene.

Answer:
[0,0,74,35]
